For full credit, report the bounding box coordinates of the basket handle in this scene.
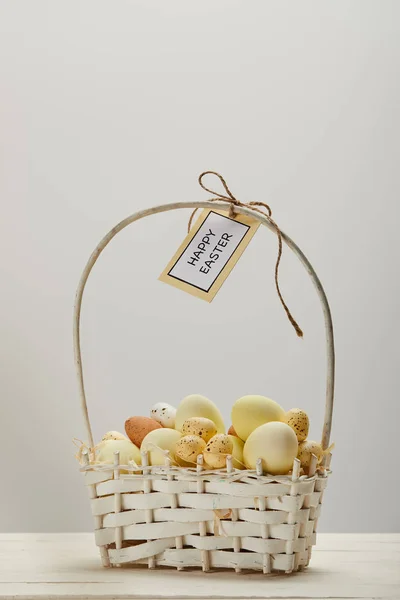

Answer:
[73,201,335,450]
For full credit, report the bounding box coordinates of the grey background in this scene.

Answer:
[1,0,399,533]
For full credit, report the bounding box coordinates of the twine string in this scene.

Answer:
[188,171,303,338]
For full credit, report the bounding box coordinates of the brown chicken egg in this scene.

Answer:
[125,416,162,448]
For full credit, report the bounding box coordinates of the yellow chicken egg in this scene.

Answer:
[228,434,245,470]
[231,395,285,441]
[141,428,182,465]
[243,422,298,475]
[95,439,141,473]
[175,395,225,434]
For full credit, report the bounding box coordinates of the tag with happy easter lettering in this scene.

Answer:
[159,209,260,302]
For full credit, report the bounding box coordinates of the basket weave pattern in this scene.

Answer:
[82,456,330,573]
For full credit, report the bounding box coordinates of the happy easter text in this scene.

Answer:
[186,229,233,275]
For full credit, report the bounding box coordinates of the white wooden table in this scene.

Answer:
[0,534,398,599]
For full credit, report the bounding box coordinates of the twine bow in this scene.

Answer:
[189,171,303,338]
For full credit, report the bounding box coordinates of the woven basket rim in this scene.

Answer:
[80,461,331,482]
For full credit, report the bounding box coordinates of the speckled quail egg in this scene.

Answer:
[101,431,127,442]
[175,435,206,465]
[297,440,324,469]
[284,408,309,442]
[150,402,176,428]
[181,417,217,442]
[204,434,233,469]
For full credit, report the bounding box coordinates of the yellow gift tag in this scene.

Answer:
[159,209,260,302]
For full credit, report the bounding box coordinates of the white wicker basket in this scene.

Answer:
[74,199,334,574]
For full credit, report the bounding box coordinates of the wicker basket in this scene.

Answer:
[74,199,334,574]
